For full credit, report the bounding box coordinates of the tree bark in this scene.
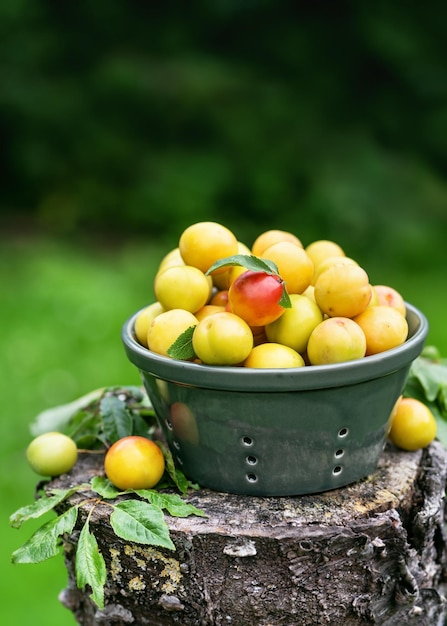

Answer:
[54,441,447,626]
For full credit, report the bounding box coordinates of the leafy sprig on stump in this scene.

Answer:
[10,386,206,609]
[11,475,205,609]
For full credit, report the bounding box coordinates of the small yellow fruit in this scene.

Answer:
[154,265,212,313]
[307,317,367,365]
[314,263,372,318]
[148,309,198,357]
[192,312,253,365]
[195,304,226,322]
[26,432,78,477]
[244,343,305,368]
[157,247,185,273]
[265,293,323,354]
[134,302,165,348]
[179,221,239,274]
[251,229,303,257]
[305,239,345,282]
[261,241,314,294]
[312,256,358,286]
[373,285,406,317]
[353,305,408,355]
[104,436,165,490]
[388,397,437,451]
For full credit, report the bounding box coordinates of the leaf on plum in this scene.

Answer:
[279,283,292,308]
[167,325,196,360]
[206,254,279,276]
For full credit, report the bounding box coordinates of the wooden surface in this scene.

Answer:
[54,441,447,625]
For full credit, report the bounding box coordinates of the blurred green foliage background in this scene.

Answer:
[2,0,447,266]
[2,1,447,624]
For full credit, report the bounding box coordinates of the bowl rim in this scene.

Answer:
[121,302,428,392]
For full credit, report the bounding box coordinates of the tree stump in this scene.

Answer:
[54,441,447,626]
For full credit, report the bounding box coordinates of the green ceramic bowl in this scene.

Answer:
[122,303,428,496]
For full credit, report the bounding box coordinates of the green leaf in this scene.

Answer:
[167,325,196,360]
[121,385,146,403]
[100,395,133,443]
[10,486,82,529]
[90,476,120,500]
[403,376,427,403]
[206,254,279,276]
[434,412,447,448]
[278,283,292,308]
[76,518,107,609]
[132,409,156,437]
[135,490,207,518]
[11,506,78,564]
[30,388,105,436]
[157,440,191,495]
[408,357,447,402]
[110,500,175,550]
[439,385,447,415]
[66,410,102,448]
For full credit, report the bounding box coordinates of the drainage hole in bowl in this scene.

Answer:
[242,436,254,447]
[338,427,349,439]
[334,449,345,459]
[332,465,343,476]
[172,440,180,450]
[176,455,184,466]
[246,455,257,466]
[246,473,258,483]
[165,419,173,430]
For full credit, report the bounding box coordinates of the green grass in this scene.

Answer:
[1,234,446,625]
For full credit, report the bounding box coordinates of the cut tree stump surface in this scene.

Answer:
[54,441,447,626]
